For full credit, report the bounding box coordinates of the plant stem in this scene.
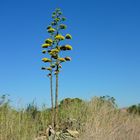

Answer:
[50,74,54,128]
[54,72,59,129]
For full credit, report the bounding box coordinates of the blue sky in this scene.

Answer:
[0,0,140,107]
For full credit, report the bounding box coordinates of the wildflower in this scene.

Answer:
[45,38,53,44]
[55,34,65,40]
[60,24,67,29]
[42,43,51,48]
[65,57,71,61]
[57,57,66,62]
[42,58,51,62]
[65,34,72,39]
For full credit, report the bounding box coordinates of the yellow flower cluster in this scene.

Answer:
[65,57,71,61]
[65,45,73,50]
[49,49,60,57]
[65,34,72,39]
[48,49,59,59]
[42,50,46,54]
[60,45,73,51]
[47,67,52,71]
[42,43,51,48]
[55,34,65,40]
[57,57,66,62]
[51,48,60,53]
[42,58,51,62]
[47,26,51,30]
[51,22,56,26]
[60,24,67,29]
[45,38,53,44]
[50,64,55,68]
[48,27,55,33]
[41,9,72,74]
[54,18,60,22]
[52,55,58,59]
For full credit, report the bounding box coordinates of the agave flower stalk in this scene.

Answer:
[41,8,73,129]
[41,37,54,128]
[49,68,54,128]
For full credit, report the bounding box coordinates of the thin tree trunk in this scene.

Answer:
[54,73,58,129]
[50,74,54,128]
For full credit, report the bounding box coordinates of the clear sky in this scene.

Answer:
[0,0,140,107]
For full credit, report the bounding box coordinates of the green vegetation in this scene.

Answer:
[127,104,140,115]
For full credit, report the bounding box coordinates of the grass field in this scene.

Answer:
[0,96,140,140]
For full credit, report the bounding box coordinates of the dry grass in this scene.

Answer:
[0,104,50,140]
[79,97,140,140]
[0,97,140,140]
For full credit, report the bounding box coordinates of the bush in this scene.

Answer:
[127,104,140,115]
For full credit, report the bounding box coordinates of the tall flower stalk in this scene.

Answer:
[41,8,72,129]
